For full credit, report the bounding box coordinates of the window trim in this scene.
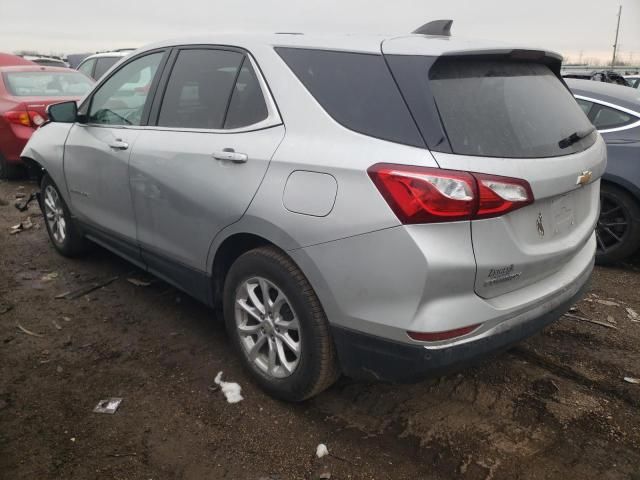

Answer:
[574,94,640,133]
[78,48,170,129]
[147,45,282,134]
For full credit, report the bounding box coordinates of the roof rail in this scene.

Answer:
[412,19,453,37]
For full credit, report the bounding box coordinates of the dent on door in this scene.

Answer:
[129,126,285,272]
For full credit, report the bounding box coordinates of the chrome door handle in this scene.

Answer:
[109,139,129,150]
[212,149,248,164]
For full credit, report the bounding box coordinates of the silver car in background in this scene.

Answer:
[21,30,606,401]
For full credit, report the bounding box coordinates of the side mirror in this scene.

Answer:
[47,101,77,123]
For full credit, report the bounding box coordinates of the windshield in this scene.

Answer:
[3,71,93,97]
[429,59,597,158]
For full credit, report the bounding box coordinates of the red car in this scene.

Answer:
[0,65,93,178]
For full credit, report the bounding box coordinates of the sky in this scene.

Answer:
[1,0,638,64]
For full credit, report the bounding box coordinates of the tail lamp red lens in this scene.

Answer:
[368,164,533,223]
[4,110,46,128]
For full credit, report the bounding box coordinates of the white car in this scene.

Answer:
[77,50,134,80]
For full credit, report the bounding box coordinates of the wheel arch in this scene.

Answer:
[601,173,640,206]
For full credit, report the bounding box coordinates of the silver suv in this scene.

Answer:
[22,31,606,401]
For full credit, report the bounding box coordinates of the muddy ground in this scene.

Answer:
[1,178,639,480]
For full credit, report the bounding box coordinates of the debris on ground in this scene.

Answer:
[595,299,621,307]
[107,452,137,458]
[41,272,59,282]
[623,377,640,385]
[0,303,12,315]
[213,371,244,404]
[55,276,119,300]
[563,313,618,330]
[316,444,329,459]
[607,315,617,325]
[93,397,123,414]
[626,308,639,323]
[568,306,578,313]
[51,319,62,331]
[14,191,38,212]
[127,278,152,287]
[319,472,331,479]
[9,217,33,235]
[16,323,44,337]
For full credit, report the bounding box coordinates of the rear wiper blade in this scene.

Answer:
[558,127,596,149]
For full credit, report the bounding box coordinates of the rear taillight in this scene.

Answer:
[368,164,533,224]
[4,110,46,128]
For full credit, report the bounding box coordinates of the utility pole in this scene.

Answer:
[611,5,622,68]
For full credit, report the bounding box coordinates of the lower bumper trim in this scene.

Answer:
[331,280,590,382]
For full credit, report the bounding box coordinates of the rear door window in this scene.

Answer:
[224,58,268,129]
[157,49,244,129]
[427,59,596,158]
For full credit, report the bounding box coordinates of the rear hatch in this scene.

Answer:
[383,37,606,298]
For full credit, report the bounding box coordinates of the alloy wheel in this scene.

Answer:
[43,185,67,245]
[596,192,630,255]
[234,277,301,378]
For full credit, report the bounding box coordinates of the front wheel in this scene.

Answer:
[41,174,87,257]
[596,184,640,264]
[223,246,339,401]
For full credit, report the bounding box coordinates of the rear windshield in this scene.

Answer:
[428,59,596,158]
[4,71,93,97]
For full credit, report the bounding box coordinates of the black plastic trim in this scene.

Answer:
[331,279,590,382]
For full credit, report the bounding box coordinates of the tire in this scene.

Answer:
[596,184,640,265]
[223,246,340,401]
[40,174,87,257]
[0,154,25,180]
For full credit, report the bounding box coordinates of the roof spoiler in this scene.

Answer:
[412,19,453,37]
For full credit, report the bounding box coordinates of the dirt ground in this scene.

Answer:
[1,178,639,480]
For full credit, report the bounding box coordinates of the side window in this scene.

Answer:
[157,49,243,129]
[276,48,424,148]
[224,58,268,129]
[78,58,95,78]
[576,99,593,116]
[592,105,638,130]
[88,52,163,126]
[94,57,119,80]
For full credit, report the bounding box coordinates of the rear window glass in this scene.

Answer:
[429,59,597,158]
[3,71,93,97]
[276,48,424,148]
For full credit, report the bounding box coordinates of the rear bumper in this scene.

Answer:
[332,272,590,382]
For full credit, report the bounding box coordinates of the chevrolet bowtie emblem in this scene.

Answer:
[576,170,593,186]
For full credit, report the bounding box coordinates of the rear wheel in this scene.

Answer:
[0,154,24,180]
[223,246,340,401]
[596,184,640,264]
[41,174,87,257]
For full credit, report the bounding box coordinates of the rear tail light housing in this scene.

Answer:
[4,110,46,128]
[368,164,533,223]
